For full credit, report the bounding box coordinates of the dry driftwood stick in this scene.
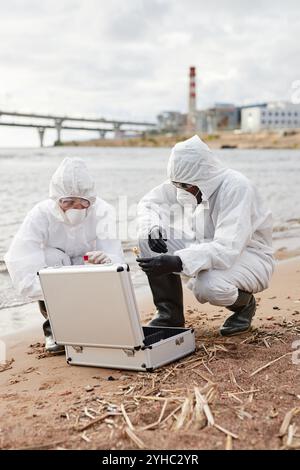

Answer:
[161,368,175,383]
[194,387,214,426]
[205,385,216,404]
[241,334,256,344]
[194,389,206,428]
[279,407,300,437]
[125,385,137,396]
[227,392,243,404]
[229,369,244,391]
[75,412,115,432]
[138,404,182,431]
[236,408,253,420]
[225,434,233,450]
[0,358,14,373]
[17,439,67,450]
[250,352,293,377]
[125,426,146,449]
[84,407,97,420]
[161,388,187,392]
[214,423,239,440]
[215,344,229,352]
[186,360,207,371]
[287,424,297,447]
[224,389,260,396]
[81,431,91,443]
[134,395,182,402]
[175,397,192,430]
[121,404,135,430]
[143,385,161,397]
[160,404,182,426]
[202,360,214,376]
[192,369,215,384]
[152,376,156,389]
[175,356,204,369]
[248,384,255,403]
[139,399,169,431]
[158,399,168,424]
[282,441,300,450]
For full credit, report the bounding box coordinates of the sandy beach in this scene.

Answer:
[0,256,299,450]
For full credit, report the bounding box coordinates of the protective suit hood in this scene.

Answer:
[167,135,229,200]
[49,158,97,204]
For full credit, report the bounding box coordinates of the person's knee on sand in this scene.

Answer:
[44,247,71,267]
[191,269,257,336]
[192,271,238,307]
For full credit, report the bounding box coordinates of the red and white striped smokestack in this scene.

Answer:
[186,66,197,133]
[189,66,196,115]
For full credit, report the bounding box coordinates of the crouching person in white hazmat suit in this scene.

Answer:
[5,158,124,353]
[137,135,275,336]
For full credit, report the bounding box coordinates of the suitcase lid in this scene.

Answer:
[39,264,145,349]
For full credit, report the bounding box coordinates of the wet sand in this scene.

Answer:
[0,257,300,450]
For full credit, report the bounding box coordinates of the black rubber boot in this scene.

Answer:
[38,301,65,354]
[38,300,48,319]
[220,290,256,337]
[147,273,185,327]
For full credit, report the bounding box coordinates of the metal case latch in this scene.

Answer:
[123,348,136,357]
[175,336,184,346]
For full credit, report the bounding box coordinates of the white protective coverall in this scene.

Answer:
[138,135,275,307]
[4,158,124,301]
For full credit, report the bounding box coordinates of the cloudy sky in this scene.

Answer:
[0,0,299,146]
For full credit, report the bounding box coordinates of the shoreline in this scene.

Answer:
[0,256,300,449]
[61,130,300,150]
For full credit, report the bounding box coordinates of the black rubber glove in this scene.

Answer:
[148,226,168,254]
[137,255,183,276]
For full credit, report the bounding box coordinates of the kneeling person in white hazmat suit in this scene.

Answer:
[137,135,275,336]
[5,158,124,353]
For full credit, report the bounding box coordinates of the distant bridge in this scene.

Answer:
[0,110,157,146]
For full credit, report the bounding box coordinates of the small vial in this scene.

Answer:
[83,255,89,265]
[132,246,140,257]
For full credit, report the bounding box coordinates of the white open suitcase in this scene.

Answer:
[38,264,195,372]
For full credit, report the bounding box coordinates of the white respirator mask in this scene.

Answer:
[64,208,87,226]
[176,188,199,209]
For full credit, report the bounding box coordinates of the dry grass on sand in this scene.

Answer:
[0,258,300,450]
[0,318,300,450]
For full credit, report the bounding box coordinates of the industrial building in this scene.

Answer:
[241,102,300,133]
[196,104,239,133]
[157,68,300,135]
[157,111,187,134]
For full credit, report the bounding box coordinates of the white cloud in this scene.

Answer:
[0,0,299,145]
